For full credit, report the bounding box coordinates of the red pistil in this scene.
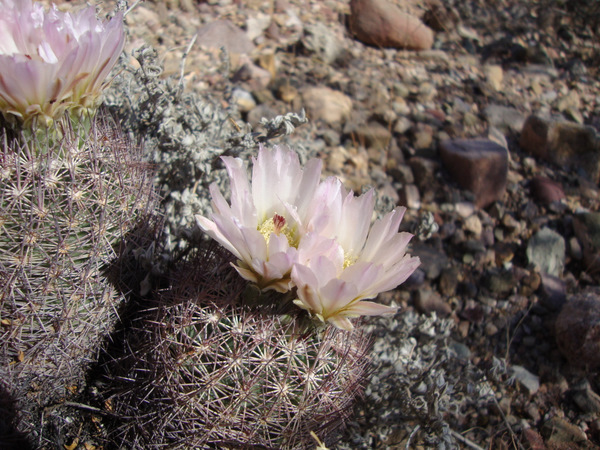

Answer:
[273,214,286,233]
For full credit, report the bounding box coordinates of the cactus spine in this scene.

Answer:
[0,111,155,433]
[103,244,370,449]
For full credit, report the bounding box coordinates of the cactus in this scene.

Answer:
[102,243,371,449]
[0,110,156,434]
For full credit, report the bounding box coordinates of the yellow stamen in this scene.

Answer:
[257,214,298,247]
[343,254,357,269]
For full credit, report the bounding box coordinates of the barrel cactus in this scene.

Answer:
[0,112,155,433]
[103,243,371,449]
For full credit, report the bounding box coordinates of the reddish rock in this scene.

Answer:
[349,0,434,51]
[439,138,508,208]
[521,428,547,450]
[555,289,600,369]
[520,115,600,182]
[530,175,565,204]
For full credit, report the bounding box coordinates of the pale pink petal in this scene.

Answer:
[327,315,354,331]
[297,233,343,268]
[361,255,420,296]
[309,255,341,287]
[367,232,414,268]
[305,177,343,234]
[294,157,322,214]
[238,226,268,262]
[267,233,291,256]
[361,208,407,261]
[261,252,295,281]
[291,264,322,312]
[252,145,303,219]
[195,215,242,261]
[320,278,359,313]
[344,301,398,317]
[340,262,383,298]
[0,0,125,124]
[208,183,232,216]
[338,188,374,255]
[222,156,256,225]
[232,263,260,284]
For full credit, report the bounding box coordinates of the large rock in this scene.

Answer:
[301,87,353,125]
[520,115,600,182]
[439,138,508,208]
[349,0,434,51]
[555,288,600,369]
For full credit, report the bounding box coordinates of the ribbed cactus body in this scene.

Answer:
[105,246,370,449]
[0,112,154,408]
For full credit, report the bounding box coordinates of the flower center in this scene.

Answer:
[343,253,357,269]
[258,213,297,247]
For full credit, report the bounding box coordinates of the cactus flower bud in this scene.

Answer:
[0,0,124,127]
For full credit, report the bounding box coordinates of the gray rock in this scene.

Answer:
[196,20,255,54]
[484,104,526,135]
[571,379,600,414]
[303,22,345,64]
[448,341,471,362]
[510,365,540,396]
[231,88,256,113]
[414,288,452,317]
[526,227,565,277]
[411,243,448,280]
[542,416,588,444]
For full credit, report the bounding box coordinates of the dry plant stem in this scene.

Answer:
[449,429,486,450]
[486,380,526,450]
[178,33,198,89]
[123,0,142,16]
[405,424,420,449]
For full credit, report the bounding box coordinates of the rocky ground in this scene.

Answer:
[11,0,600,448]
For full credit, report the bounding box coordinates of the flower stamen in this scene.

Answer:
[258,214,297,247]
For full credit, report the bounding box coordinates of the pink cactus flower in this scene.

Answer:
[196,145,323,293]
[0,0,124,126]
[197,145,420,329]
[292,178,420,330]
